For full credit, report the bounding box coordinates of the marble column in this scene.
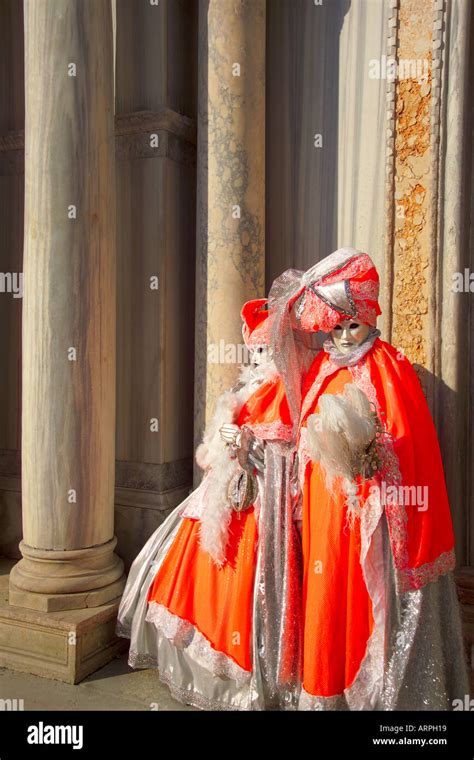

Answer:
[9,0,125,611]
[194,0,266,463]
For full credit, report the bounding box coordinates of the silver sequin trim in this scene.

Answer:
[145,601,251,687]
[127,649,250,711]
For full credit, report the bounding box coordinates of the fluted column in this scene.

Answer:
[9,0,125,611]
[194,0,266,461]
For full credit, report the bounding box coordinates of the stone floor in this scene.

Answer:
[0,654,196,711]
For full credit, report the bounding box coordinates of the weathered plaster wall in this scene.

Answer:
[392,0,433,371]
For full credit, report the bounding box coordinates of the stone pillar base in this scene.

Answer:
[8,576,126,613]
[9,537,125,611]
[0,559,127,684]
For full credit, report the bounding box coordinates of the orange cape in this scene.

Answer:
[299,338,455,592]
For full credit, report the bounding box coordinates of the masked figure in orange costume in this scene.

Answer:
[116,298,306,710]
[268,247,469,710]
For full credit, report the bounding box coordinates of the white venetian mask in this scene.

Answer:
[331,319,371,355]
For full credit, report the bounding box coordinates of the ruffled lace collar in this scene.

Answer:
[323,328,381,367]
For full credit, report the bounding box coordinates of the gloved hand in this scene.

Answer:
[219,423,241,447]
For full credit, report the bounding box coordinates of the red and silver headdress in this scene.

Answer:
[294,252,381,332]
[268,248,382,438]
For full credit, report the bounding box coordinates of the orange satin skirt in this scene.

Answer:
[147,509,257,672]
[301,369,374,698]
[301,463,374,697]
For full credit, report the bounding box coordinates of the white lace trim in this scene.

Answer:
[145,601,252,688]
[396,548,456,593]
[245,420,293,441]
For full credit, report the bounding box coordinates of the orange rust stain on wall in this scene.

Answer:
[390,0,433,369]
[392,49,432,367]
[393,178,429,366]
[395,68,431,163]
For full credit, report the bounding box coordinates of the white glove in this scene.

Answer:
[219,423,241,447]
